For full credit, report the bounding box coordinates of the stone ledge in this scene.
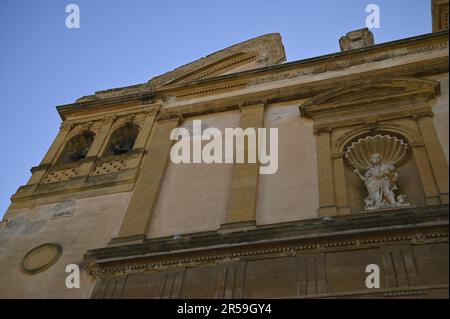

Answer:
[85,205,449,267]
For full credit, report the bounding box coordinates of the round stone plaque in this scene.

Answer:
[21,243,62,275]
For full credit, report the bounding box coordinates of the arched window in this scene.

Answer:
[58,131,95,164]
[103,124,139,156]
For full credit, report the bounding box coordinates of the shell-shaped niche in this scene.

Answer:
[345,135,409,170]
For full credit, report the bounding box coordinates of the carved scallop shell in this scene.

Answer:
[345,135,409,170]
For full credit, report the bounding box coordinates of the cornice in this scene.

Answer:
[57,91,155,121]
[57,31,448,120]
[85,205,449,277]
[157,31,449,93]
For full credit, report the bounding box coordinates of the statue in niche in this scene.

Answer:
[345,135,411,211]
[353,153,409,210]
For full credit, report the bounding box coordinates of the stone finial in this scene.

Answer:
[339,28,375,52]
[432,0,449,32]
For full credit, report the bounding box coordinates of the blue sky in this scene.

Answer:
[0,0,432,218]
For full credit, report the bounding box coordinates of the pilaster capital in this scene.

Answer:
[239,100,267,111]
[156,112,183,123]
[103,115,118,125]
[331,152,345,159]
[60,122,74,131]
[410,141,426,148]
[314,127,332,135]
[413,111,434,120]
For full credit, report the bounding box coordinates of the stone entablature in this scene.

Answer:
[86,206,448,299]
[58,31,448,120]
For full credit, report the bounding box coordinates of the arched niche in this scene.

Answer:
[58,131,95,164]
[103,123,139,157]
[342,131,425,213]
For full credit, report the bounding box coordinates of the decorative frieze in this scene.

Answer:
[87,230,448,278]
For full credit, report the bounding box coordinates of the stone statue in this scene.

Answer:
[353,153,410,210]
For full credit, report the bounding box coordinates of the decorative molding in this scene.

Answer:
[175,82,248,99]
[85,206,449,278]
[167,53,258,85]
[345,135,410,170]
[156,112,183,122]
[103,115,118,125]
[251,37,448,89]
[413,111,435,120]
[20,243,63,275]
[432,0,449,32]
[332,123,423,154]
[86,230,448,278]
[300,78,441,120]
[60,122,74,131]
[365,120,378,130]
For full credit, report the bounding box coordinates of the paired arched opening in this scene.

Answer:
[56,123,140,166]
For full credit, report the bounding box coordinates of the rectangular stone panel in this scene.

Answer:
[413,243,449,286]
[243,257,297,298]
[179,265,218,299]
[325,248,381,293]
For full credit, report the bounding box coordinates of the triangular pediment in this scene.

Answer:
[300,78,441,119]
[148,33,286,88]
[75,33,285,103]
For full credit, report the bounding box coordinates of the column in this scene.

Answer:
[111,115,180,244]
[221,103,265,230]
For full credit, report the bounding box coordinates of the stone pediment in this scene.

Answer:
[147,33,286,88]
[76,33,285,103]
[300,78,441,119]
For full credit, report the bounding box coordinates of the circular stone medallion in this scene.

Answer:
[21,243,62,275]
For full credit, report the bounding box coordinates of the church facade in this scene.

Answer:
[0,1,448,299]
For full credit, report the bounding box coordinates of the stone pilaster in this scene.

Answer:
[42,123,74,165]
[416,114,449,204]
[111,115,180,244]
[315,128,337,216]
[133,107,159,150]
[77,115,117,176]
[411,143,441,205]
[27,122,74,185]
[332,152,351,215]
[221,103,265,230]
